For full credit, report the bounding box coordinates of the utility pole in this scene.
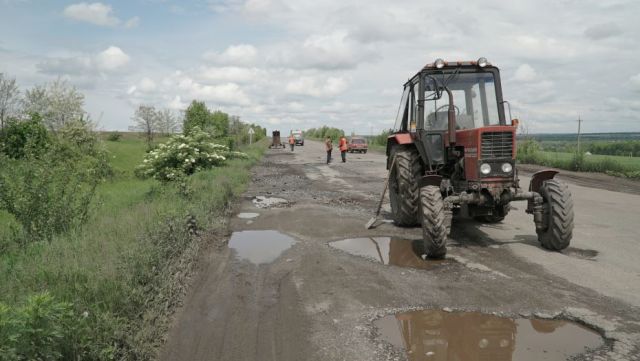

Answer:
[576,116,583,155]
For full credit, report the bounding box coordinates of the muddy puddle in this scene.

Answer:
[375,309,604,361]
[252,196,289,208]
[329,237,452,270]
[228,230,296,264]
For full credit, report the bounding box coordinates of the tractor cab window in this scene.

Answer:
[424,72,501,130]
[394,86,410,131]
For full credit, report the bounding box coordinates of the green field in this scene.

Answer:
[539,151,640,169]
[0,135,266,359]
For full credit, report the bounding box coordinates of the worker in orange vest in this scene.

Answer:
[288,134,295,151]
[339,135,348,163]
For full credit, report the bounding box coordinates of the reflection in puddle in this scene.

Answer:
[228,230,296,264]
[376,309,604,361]
[237,212,260,219]
[329,237,450,270]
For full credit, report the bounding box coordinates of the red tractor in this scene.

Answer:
[387,58,574,258]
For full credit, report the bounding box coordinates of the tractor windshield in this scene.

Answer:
[424,72,501,130]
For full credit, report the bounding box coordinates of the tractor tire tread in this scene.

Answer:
[389,146,423,226]
[537,179,574,251]
[420,186,450,259]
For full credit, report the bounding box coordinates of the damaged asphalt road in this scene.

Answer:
[161,140,640,361]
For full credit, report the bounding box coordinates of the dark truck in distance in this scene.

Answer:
[292,130,304,146]
[348,137,368,153]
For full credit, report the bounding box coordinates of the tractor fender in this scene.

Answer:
[528,170,559,193]
[386,133,415,168]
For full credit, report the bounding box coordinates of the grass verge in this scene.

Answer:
[517,145,640,179]
[0,139,266,360]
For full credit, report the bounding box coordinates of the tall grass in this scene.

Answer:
[517,139,640,179]
[0,138,266,359]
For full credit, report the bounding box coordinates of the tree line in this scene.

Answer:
[132,100,266,149]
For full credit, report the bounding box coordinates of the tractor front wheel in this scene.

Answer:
[389,146,423,226]
[537,179,574,251]
[419,186,450,259]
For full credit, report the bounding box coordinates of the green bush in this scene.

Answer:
[0,122,110,244]
[135,128,247,181]
[0,152,103,244]
[0,292,93,361]
[106,132,122,141]
[0,114,50,159]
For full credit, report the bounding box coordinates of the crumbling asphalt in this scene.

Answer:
[161,140,640,361]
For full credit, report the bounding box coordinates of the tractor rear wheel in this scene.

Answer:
[537,179,574,250]
[389,146,423,226]
[419,186,449,259]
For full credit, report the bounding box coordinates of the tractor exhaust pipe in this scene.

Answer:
[443,86,456,145]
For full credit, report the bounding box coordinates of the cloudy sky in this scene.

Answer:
[1,0,639,134]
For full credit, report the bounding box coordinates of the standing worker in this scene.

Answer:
[339,135,348,163]
[288,134,295,151]
[325,136,333,164]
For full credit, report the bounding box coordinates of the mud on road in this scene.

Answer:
[161,140,640,361]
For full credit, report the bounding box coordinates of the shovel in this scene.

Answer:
[365,156,396,229]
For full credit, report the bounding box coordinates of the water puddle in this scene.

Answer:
[376,309,604,361]
[228,230,296,264]
[329,237,451,270]
[237,212,260,219]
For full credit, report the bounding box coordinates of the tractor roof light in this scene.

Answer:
[434,58,445,69]
[477,57,489,68]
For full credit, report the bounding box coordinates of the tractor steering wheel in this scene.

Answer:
[435,104,460,115]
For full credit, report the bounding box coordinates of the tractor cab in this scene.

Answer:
[390,58,515,182]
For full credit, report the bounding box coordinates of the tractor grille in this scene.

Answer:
[481,131,513,159]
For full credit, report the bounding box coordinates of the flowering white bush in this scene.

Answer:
[135,128,248,181]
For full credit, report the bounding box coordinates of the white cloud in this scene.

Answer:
[138,77,156,92]
[63,2,120,26]
[63,2,139,29]
[513,64,537,82]
[203,44,258,66]
[168,95,187,110]
[37,46,130,75]
[95,46,130,71]
[269,31,377,70]
[285,76,348,97]
[124,16,140,28]
[199,66,260,83]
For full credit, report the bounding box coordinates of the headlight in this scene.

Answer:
[477,57,488,68]
[434,58,445,69]
[480,163,491,175]
[501,163,513,173]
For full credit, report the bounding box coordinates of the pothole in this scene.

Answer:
[252,196,290,209]
[237,212,260,219]
[562,247,599,260]
[375,309,604,360]
[228,230,296,264]
[329,237,454,270]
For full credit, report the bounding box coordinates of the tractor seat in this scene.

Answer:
[427,112,475,130]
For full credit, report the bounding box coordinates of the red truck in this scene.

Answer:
[347,137,368,153]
